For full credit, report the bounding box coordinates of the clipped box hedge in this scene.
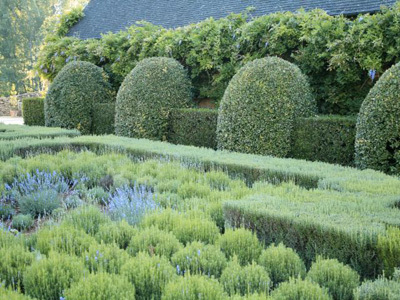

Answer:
[168,108,218,149]
[92,102,115,135]
[22,97,45,126]
[291,115,356,166]
[0,134,399,278]
[0,124,80,141]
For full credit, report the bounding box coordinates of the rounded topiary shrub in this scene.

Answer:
[217,228,263,266]
[258,243,306,286]
[355,62,400,174]
[45,61,115,134]
[115,57,193,140]
[65,272,136,300]
[220,259,271,296]
[217,56,316,157]
[354,278,400,300]
[306,257,360,300]
[162,275,226,300]
[271,278,332,300]
[121,252,176,299]
[95,220,137,249]
[171,241,227,278]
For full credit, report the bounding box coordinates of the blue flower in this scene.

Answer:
[369,69,376,81]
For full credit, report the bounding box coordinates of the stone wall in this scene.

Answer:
[0,92,43,116]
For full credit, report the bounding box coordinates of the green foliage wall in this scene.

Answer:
[22,98,45,126]
[355,61,400,175]
[291,115,356,166]
[168,108,218,149]
[115,57,193,140]
[37,3,400,114]
[217,57,316,157]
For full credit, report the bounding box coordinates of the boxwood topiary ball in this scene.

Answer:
[45,61,115,134]
[115,57,193,140]
[355,62,400,174]
[217,56,316,157]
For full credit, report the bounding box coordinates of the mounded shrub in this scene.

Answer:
[95,220,136,249]
[171,241,227,278]
[22,97,45,126]
[162,275,226,300]
[306,257,360,300]
[19,189,61,217]
[271,278,332,300]
[115,57,193,140]
[127,226,183,258]
[23,252,85,300]
[355,61,400,174]
[168,108,218,149]
[121,252,176,299]
[64,272,136,300]
[83,242,130,274]
[220,259,271,296]
[92,102,115,134]
[258,243,306,285]
[0,244,34,290]
[12,214,34,231]
[217,228,263,266]
[36,224,97,256]
[0,285,34,300]
[377,227,400,277]
[354,277,400,300]
[45,61,115,134]
[65,205,110,236]
[217,56,316,157]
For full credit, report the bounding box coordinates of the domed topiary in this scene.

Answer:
[217,56,316,157]
[355,62,400,174]
[115,57,193,140]
[45,61,115,134]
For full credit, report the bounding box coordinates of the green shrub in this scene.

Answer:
[65,205,110,235]
[19,189,61,217]
[0,203,15,220]
[92,102,115,135]
[22,97,45,126]
[377,227,400,277]
[258,243,306,285]
[64,272,136,300]
[0,285,34,300]
[12,214,34,231]
[23,252,85,300]
[142,209,220,245]
[291,115,356,166]
[36,224,96,256]
[95,220,136,249]
[127,226,183,258]
[306,257,360,300]
[171,241,227,278]
[86,186,110,205]
[271,278,332,300]
[0,124,80,142]
[220,258,271,296]
[168,108,218,149]
[115,57,193,140]
[162,275,226,300]
[0,230,22,248]
[45,61,115,134]
[121,252,176,299]
[354,278,400,300]
[355,61,400,174]
[0,244,34,290]
[83,242,130,274]
[217,56,316,157]
[217,228,263,266]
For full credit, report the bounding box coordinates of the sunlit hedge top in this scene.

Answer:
[217,56,316,157]
[115,57,193,140]
[355,61,400,174]
[45,61,114,134]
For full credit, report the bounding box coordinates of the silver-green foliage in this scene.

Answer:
[115,57,193,140]
[217,56,316,157]
[271,278,332,300]
[354,278,400,300]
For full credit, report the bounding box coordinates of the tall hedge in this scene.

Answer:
[45,61,115,134]
[22,98,45,126]
[115,57,193,140]
[355,61,400,175]
[217,57,316,157]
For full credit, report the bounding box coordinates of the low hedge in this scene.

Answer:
[291,115,356,166]
[168,108,218,149]
[22,98,45,126]
[0,124,80,141]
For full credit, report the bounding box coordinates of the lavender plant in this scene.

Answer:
[107,184,158,225]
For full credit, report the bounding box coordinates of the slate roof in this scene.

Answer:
[68,0,397,39]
